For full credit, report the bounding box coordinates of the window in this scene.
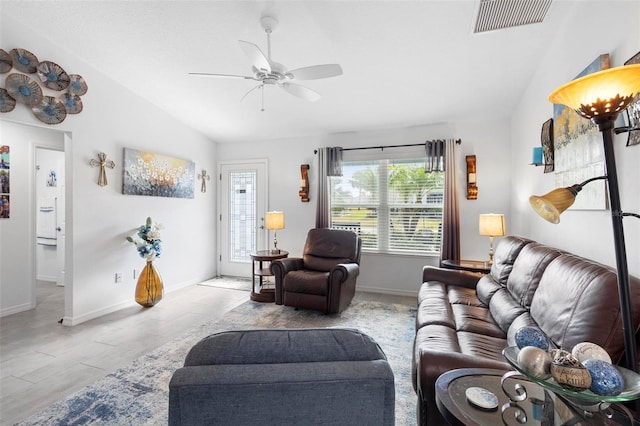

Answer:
[330,158,444,254]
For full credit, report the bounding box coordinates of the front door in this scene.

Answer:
[218,160,268,277]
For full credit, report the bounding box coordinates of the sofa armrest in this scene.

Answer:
[328,263,360,313]
[270,258,304,304]
[422,266,482,289]
[169,360,395,426]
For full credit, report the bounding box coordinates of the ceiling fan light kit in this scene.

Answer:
[190,15,342,109]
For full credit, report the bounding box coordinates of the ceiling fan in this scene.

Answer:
[189,15,343,109]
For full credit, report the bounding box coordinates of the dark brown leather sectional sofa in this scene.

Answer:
[412,236,640,425]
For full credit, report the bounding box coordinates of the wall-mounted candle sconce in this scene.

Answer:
[466,155,478,200]
[531,147,544,166]
[299,164,309,202]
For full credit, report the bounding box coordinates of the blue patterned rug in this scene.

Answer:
[18,299,417,425]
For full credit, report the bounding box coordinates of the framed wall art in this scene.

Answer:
[552,54,609,211]
[0,145,10,219]
[623,51,640,147]
[123,148,195,199]
[540,118,554,173]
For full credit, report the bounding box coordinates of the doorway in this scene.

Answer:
[218,160,268,277]
[35,147,65,288]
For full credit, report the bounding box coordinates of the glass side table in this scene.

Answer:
[249,250,288,303]
[435,368,639,425]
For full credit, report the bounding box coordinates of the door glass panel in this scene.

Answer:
[229,170,256,263]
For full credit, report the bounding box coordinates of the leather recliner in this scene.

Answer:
[270,228,361,314]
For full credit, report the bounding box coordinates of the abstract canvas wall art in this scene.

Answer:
[552,54,609,210]
[123,148,195,199]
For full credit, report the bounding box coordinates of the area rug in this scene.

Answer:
[18,298,418,425]
[197,276,252,291]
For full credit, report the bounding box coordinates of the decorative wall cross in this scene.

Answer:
[198,169,210,193]
[89,152,115,186]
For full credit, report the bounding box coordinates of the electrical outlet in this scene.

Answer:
[115,272,122,283]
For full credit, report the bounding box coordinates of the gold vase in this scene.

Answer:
[135,261,163,307]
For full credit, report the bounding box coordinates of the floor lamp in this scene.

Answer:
[530,64,640,373]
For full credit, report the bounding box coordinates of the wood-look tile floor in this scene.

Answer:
[0,281,415,425]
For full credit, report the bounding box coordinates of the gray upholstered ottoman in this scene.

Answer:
[168,328,395,425]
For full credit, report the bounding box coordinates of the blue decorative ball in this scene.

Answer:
[583,359,624,396]
[515,327,549,351]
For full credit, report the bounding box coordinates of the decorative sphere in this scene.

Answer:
[572,342,612,365]
[515,327,549,350]
[583,359,624,396]
[517,346,552,379]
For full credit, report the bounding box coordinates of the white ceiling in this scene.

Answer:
[2,0,581,144]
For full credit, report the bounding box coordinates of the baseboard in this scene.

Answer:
[37,274,57,282]
[61,278,202,326]
[356,285,418,298]
[0,301,36,317]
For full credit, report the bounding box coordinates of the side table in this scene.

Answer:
[249,250,288,303]
[441,259,491,274]
[435,368,639,426]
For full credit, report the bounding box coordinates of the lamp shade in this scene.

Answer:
[529,189,578,224]
[549,64,640,120]
[265,211,285,230]
[479,214,506,237]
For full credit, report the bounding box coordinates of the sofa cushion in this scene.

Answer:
[416,282,455,330]
[452,304,505,338]
[506,243,563,308]
[489,236,534,285]
[476,274,502,306]
[283,270,329,296]
[448,286,484,307]
[302,228,359,271]
[530,254,640,364]
[488,288,528,333]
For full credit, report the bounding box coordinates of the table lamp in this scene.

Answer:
[265,211,285,253]
[479,213,505,265]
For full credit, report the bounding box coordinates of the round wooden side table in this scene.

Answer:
[249,250,288,302]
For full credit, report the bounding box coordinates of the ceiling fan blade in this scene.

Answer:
[238,40,271,73]
[189,72,256,80]
[281,83,321,102]
[240,84,264,103]
[287,64,343,80]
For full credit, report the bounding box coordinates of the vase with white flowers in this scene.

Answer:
[127,217,164,307]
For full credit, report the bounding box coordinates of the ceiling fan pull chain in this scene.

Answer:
[261,85,265,112]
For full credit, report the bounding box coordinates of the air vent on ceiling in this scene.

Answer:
[474,0,552,33]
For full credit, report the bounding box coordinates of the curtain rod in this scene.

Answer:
[313,139,461,154]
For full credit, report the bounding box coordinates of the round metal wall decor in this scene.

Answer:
[6,73,43,106]
[68,74,88,96]
[0,49,12,73]
[32,96,67,124]
[0,88,17,113]
[9,48,38,73]
[60,92,83,114]
[37,61,70,91]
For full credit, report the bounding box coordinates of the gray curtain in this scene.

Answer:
[425,140,445,172]
[315,147,343,228]
[440,139,460,262]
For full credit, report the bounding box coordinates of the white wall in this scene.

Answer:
[217,118,512,295]
[1,15,217,324]
[510,1,640,278]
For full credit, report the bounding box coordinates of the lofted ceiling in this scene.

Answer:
[1,0,583,144]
